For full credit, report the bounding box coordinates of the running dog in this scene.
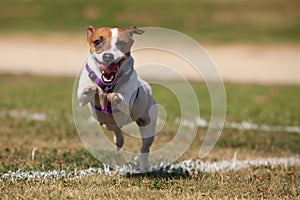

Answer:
[77,25,157,172]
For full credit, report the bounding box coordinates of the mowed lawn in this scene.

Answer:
[0,75,299,199]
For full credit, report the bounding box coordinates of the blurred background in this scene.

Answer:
[0,0,300,83]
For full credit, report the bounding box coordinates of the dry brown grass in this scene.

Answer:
[1,166,299,199]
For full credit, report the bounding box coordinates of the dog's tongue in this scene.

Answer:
[99,63,119,78]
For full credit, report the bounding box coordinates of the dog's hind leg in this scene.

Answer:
[113,127,124,151]
[137,102,157,172]
[139,128,155,172]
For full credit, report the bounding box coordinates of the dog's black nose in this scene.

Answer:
[102,53,114,63]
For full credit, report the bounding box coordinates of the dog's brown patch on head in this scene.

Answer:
[86,26,144,56]
[87,26,113,53]
[116,26,144,55]
[116,28,134,56]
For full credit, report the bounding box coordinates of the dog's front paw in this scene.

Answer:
[107,93,122,104]
[83,85,98,96]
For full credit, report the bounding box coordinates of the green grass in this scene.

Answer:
[0,0,300,43]
[225,84,300,126]
[0,75,299,199]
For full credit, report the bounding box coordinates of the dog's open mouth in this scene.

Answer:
[98,58,125,83]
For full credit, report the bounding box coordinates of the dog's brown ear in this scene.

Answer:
[127,25,145,36]
[86,25,95,42]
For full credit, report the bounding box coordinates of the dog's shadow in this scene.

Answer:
[125,169,190,179]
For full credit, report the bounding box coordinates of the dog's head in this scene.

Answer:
[86,25,144,84]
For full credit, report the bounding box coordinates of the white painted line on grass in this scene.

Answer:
[1,156,299,182]
[1,110,299,134]
[0,110,47,122]
[176,117,300,134]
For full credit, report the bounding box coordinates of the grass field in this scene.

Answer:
[1,0,300,43]
[0,75,299,199]
[1,0,299,198]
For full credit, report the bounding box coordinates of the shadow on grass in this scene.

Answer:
[125,170,191,190]
[125,170,190,179]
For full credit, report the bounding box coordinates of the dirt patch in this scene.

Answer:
[205,44,300,85]
[0,34,299,85]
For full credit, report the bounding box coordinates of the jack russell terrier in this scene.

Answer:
[77,25,157,172]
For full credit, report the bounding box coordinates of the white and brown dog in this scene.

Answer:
[77,25,157,171]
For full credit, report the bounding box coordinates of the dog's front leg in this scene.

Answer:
[105,125,124,151]
[77,68,99,106]
[78,85,99,106]
[107,93,130,115]
[107,93,123,104]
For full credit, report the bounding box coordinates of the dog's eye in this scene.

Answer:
[93,38,103,47]
[93,39,101,46]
